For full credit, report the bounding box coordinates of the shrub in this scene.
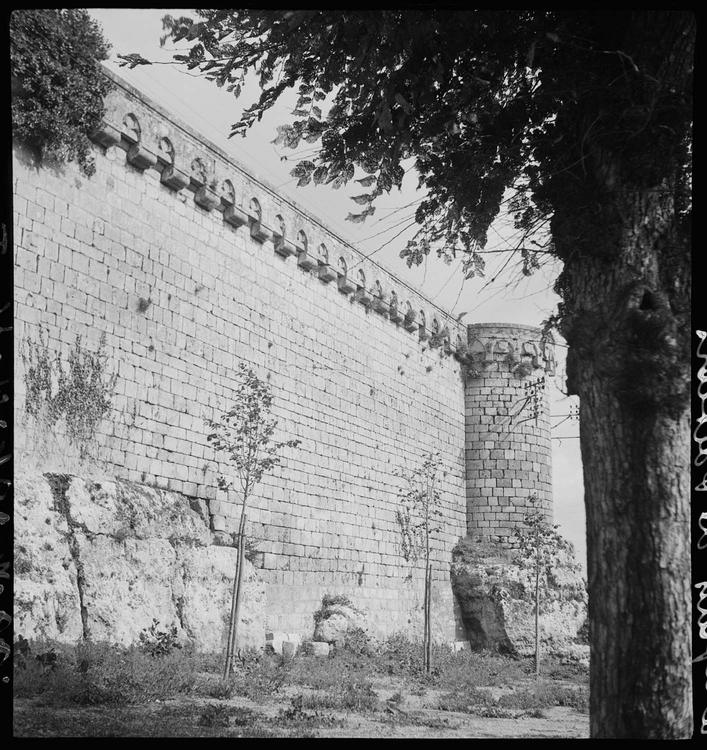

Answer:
[312,593,354,624]
[11,10,112,176]
[138,619,182,657]
[209,649,289,702]
[336,626,375,657]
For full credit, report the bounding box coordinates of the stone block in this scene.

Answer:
[302,641,331,657]
[160,165,190,191]
[318,264,337,283]
[266,631,302,655]
[126,144,157,171]
[282,641,297,660]
[194,186,220,211]
[223,205,249,228]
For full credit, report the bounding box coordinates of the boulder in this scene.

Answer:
[312,596,367,645]
[450,537,588,660]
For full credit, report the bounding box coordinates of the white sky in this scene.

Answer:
[87,8,586,568]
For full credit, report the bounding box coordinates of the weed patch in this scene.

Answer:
[437,687,497,713]
[14,638,197,705]
[297,680,379,712]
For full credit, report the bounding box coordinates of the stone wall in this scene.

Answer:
[13,70,470,642]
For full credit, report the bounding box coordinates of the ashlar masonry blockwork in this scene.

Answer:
[13,69,555,645]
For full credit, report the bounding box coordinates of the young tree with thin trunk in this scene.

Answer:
[206,362,300,679]
[395,452,444,674]
[125,10,693,735]
[512,497,577,682]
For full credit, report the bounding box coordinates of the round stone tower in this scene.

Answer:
[463,323,556,545]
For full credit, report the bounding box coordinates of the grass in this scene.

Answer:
[14,634,589,737]
[437,681,589,716]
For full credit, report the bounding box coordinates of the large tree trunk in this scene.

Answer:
[559,192,691,737]
[549,11,694,737]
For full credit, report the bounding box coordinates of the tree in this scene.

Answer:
[11,9,112,176]
[395,452,444,674]
[206,362,300,679]
[125,10,693,737]
[512,497,578,682]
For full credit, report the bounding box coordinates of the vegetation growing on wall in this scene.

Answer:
[10,9,112,176]
[22,331,117,459]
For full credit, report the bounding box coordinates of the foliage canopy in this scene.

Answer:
[206,362,300,505]
[11,9,112,176]
[121,10,692,284]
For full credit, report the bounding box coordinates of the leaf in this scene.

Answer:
[313,165,329,184]
[351,193,373,205]
[377,101,393,132]
[394,92,412,113]
[355,175,377,187]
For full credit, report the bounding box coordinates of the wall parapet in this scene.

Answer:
[91,68,466,354]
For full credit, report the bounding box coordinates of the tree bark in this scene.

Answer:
[549,11,693,737]
[223,510,247,679]
[558,193,691,737]
[535,556,540,683]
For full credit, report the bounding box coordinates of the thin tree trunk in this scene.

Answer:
[231,519,246,658]
[535,558,540,683]
[425,564,433,674]
[223,510,247,679]
[422,555,429,673]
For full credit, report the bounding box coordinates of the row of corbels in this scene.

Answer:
[458,336,556,377]
[89,107,466,355]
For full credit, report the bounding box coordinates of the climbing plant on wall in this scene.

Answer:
[206,363,300,679]
[394,452,445,674]
[22,330,117,460]
[10,9,112,176]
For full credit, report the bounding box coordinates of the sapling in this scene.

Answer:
[512,496,575,681]
[394,451,445,673]
[206,362,300,679]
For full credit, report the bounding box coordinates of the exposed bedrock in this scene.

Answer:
[14,473,265,651]
[450,538,588,662]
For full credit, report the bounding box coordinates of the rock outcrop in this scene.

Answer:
[450,538,588,662]
[15,473,265,652]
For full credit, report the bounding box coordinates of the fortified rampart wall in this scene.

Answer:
[13,70,555,646]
